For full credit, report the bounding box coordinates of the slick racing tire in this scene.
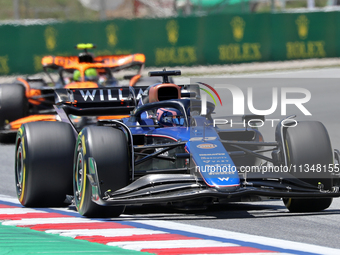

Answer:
[74,126,129,218]
[15,122,75,207]
[283,121,333,212]
[0,84,28,142]
[0,84,28,126]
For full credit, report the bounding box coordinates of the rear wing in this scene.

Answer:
[94,54,145,71]
[54,87,137,116]
[53,83,201,116]
[41,54,145,70]
[41,56,79,69]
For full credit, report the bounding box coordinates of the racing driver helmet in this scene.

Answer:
[84,68,99,82]
[73,70,81,81]
[157,108,184,127]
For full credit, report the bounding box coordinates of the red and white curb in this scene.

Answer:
[0,195,339,255]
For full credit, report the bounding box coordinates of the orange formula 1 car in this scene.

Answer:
[0,44,160,142]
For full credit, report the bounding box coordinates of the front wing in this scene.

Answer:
[86,161,340,206]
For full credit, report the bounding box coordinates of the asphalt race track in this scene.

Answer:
[1,68,340,253]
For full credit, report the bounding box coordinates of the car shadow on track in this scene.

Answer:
[64,200,340,220]
[117,201,340,221]
[119,202,282,220]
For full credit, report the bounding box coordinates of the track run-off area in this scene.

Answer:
[0,195,339,255]
[1,68,340,254]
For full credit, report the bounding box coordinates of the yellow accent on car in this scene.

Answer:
[285,198,292,208]
[79,137,86,210]
[19,137,26,203]
[79,159,86,211]
[82,136,86,156]
[22,137,26,160]
[285,140,290,164]
[76,43,95,50]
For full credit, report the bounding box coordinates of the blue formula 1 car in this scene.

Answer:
[15,70,340,217]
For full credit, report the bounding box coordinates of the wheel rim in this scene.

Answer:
[75,150,84,202]
[16,143,24,196]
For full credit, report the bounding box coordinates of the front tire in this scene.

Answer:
[74,126,129,218]
[282,121,333,212]
[15,122,75,207]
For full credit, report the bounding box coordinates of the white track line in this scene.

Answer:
[106,239,238,250]
[0,195,21,204]
[2,217,102,226]
[46,228,165,238]
[0,208,47,214]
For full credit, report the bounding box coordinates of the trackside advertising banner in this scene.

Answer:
[0,11,339,75]
[188,78,339,185]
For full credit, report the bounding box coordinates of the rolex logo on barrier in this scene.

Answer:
[106,24,118,47]
[218,16,261,62]
[0,55,9,74]
[155,19,197,65]
[286,15,325,59]
[166,20,179,45]
[230,16,245,42]
[296,15,309,40]
[44,26,57,51]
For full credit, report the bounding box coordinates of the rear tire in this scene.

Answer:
[0,84,28,142]
[74,126,129,218]
[0,83,28,126]
[282,121,333,212]
[15,122,75,207]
